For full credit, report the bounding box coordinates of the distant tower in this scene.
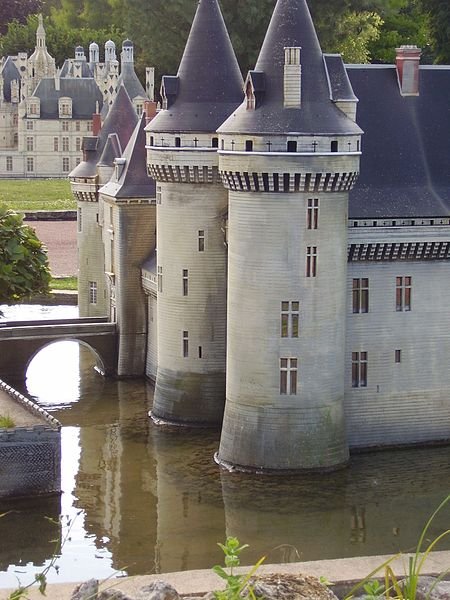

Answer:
[27,15,56,93]
[70,86,138,318]
[75,45,86,62]
[104,40,119,107]
[121,40,134,64]
[118,39,148,115]
[146,0,243,425]
[216,0,362,470]
[89,42,99,66]
[105,40,117,64]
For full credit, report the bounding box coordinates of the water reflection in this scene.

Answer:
[1,306,450,589]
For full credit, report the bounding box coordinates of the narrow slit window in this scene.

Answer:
[198,230,205,252]
[331,140,338,152]
[245,140,253,152]
[182,269,189,296]
[183,331,189,358]
[158,266,163,293]
[307,198,319,230]
[198,346,203,359]
[395,349,402,364]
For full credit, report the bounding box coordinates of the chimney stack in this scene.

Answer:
[92,102,102,136]
[144,100,157,124]
[396,45,421,96]
[284,47,302,108]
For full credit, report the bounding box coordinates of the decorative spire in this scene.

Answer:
[147,0,243,133]
[36,14,46,48]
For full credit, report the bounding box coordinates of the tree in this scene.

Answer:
[333,11,384,63]
[420,0,450,62]
[0,0,42,34]
[0,207,51,304]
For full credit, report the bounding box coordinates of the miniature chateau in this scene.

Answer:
[71,0,450,472]
[0,15,153,177]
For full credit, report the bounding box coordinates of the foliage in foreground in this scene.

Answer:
[0,206,51,304]
[0,179,75,212]
[213,537,265,600]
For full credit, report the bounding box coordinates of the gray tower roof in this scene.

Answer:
[1,57,20,102]
[219,0,361,135]
[147,0,243,133]
[101,114,156,199]
[70,85,138,179]
[118,63,147,100]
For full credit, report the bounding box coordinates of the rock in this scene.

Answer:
[71,579,99,600]
[413,576,450,600]
[98,590,134,600]
[137,580,182,600]
[246,573,339,600]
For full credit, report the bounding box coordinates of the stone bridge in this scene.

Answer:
[0,317,117,382]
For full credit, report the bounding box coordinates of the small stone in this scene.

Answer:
[246,574,339,600]
[98,590,134,600]
[71,579,99,600]
[414,576,450,600]
[137,580,181,600]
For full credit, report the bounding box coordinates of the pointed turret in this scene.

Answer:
[147,0,243,133]
[28,14,56,85]
[146,0,243,425]
[219,0,361,136]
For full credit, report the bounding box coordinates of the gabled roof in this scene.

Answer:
[69,85,138,179]
[348,65,450,219]
[147,0,243,133]
[324,54,357,102]
[33,77,103,119]
[118,63,147,101]
[219,0,361,135]
[1,57,20,102]
[101,114,156,199]
[98,133,122,168]
[60,59,94,78]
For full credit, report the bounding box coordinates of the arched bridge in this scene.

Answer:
[0,317,117,383]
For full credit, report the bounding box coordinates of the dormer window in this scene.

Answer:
[246,81,255,110]
[27,97,40,117]
[59,97,72,118]
[331,140,338,152]
[114,158,126,181]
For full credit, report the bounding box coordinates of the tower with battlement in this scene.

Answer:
[216,0,362,471]
[145,0,243,425]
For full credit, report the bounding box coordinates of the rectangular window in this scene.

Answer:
[62,157,70,172]
[280,358,298,395]
[54,137,59,152]
[157,266,163,293]
[78,207,82,232]
[89,281,98,305]
[352,352,367,388]
[26,157,34,172]
[182,331,189,358]
[156,185,162,205]
[26,120,33,130]
[75,121,81,132]
[6,156,12,172]
[307,198,319,230]
[395,349,402,364]
[76,137,81,152]
[198,230,205,252]
[182,269,189,296]
[62,137,69,152]
[26,136,33,151]
[198,346,203,359]
[306,246,317,277]
[86,121,92,131]
[281,301,299,338]
[352,278,369,313]
[62,121,69,132]
[396,276,412,311]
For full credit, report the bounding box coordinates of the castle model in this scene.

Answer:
[72,0,450,472]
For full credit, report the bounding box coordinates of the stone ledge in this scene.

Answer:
[23,210,77,221]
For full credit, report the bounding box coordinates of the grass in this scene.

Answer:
[0,179,75,211]
[0,414,15,428]
[50,276,78,291]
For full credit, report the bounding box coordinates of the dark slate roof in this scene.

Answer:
[33,77,103,119]
[219,0,361,135]
[98,133,122,167]
[101,114,156,199]
[1,57,20,102]
[348,65,450,219]
[118,63,147,100]
[324,54,357,102]
[69,85,138,179]
[147,0,243,133]
[60,59,93,78]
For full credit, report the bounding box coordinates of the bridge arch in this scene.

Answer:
[26,338,107,378]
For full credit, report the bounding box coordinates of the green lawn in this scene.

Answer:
[50,276,78,291]
[0,179,76,211]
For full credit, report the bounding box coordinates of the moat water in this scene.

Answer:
[1,305,450,589]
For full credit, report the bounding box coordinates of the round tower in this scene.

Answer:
[105,40,117,64]
[89,42,99,65]
[146,0,243,425]
[216,0,362,470]
[121,40,134,64]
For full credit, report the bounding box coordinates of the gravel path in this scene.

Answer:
[29,221,77,277]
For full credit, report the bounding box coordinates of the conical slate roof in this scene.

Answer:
[118,63,147,101]
[101,114,156,199]
[219,0,362,135]
[147,0,243,133]
[69,85,138,179]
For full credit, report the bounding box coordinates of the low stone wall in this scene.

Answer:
[24,210,77,221]
[0,380,61,499]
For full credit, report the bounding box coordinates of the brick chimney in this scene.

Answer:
[396,45,421,96]
[92,101,102,136]
[144,100,158,124]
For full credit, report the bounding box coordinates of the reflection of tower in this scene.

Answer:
[151,428,225,573]
[146,0,243,425]
[217,0,362,471]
